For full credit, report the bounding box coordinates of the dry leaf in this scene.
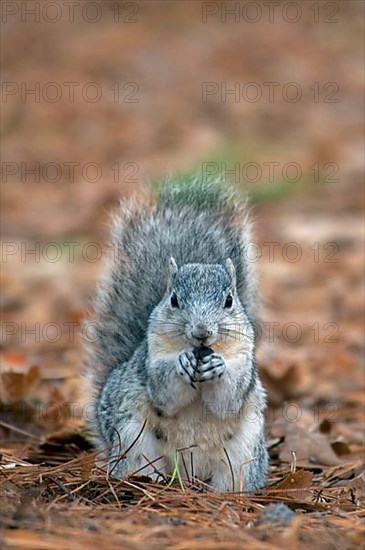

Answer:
[347,471,365,502]
[273,470,313,500]
[260,363,312,402]
[1,357,40,403]
[37,389,70,430]
[331,441,352,456]
[27,428,93,465]
[271,419,342,466]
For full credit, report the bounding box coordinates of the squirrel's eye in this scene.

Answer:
[170,292,179,308]
[224,294,233,308]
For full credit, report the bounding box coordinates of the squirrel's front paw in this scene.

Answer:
[176,350,198,388]
[196,353,226,382]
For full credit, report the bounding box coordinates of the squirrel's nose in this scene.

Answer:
[191,325,213,341]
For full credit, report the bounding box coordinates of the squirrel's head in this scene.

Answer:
[156,256,242,348]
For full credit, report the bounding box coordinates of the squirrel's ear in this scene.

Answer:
[226,258,237,290]
[167,256,178,292]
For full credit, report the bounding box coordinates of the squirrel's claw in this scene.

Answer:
[176,350,198,388]
[196,353,226,382]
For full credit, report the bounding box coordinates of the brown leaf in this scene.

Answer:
[347,471,365,502]
[319,418,333,434]
[260,362,312,402]
[37,389,70,430]
[331,441,352,456]
[1,356,40,403]
[273,420,341,466]
[27,428,93,464]
[272,470,313,500]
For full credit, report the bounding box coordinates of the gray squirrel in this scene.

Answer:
[84,176,268,492]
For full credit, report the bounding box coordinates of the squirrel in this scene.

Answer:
[84,176,268,492]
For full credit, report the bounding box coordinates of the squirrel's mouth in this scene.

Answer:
[194,337,210,347]
[186,324,217,348]
[188,333,217,348]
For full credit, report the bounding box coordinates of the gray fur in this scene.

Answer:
[84,176,268,492]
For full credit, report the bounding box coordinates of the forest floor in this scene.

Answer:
[1,2,364,548]
[1,174,364,550]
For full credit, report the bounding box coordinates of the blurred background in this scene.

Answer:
[1,0,364,450]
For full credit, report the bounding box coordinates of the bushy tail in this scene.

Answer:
[85,175,258,389]
[155,175,234,211]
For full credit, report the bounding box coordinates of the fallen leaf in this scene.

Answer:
[37,389,70,430]
[272,418,342,466]
[27,427,93,464]
[260,361,312,402]
[346,471,365,503]
[1,358,40,403]
[271,470,313,500]
[331,441,352,456]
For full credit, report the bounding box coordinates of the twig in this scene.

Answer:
[223,447,235,492]
[291,450,297,473]
[109,420,147,477]
[0,420,41,441]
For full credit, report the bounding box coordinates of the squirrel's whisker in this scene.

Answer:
[218,329,252,342]
[160,321,185,327]
[158,330,185,337]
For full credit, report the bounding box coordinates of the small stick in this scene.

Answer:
[223,447,235,492]
[109,420,147,476]
[291,450,297,474]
